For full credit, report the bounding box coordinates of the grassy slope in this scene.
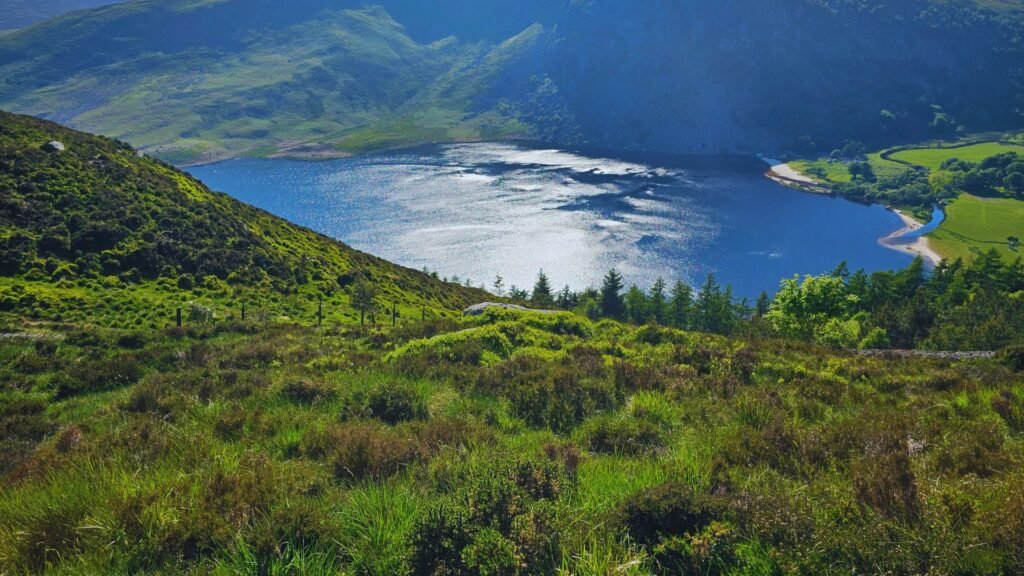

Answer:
[928,194,1024,261]
[0,111,493,329]
[890,142,1024,171]
[0,4,539,164]
[0,0,117,30]
[0,308,1022,574]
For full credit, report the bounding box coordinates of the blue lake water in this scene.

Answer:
[188,142,913,298]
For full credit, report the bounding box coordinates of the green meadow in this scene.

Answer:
[889,142,1024,171]
[928,194,1024,262]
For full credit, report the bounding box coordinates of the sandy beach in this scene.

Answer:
[768,161,818,185]
[759,157,830,193]
[880,210,943,266]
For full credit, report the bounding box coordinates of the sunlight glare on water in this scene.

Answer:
[189,142,912,297]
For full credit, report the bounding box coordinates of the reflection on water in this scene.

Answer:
[188,142,913,297]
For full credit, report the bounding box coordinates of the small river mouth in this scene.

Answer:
[188,142,916,297]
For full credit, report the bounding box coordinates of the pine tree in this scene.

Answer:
[556,285,576,309]
[625,285,649,324]
[649,278,667,324]
[532,270,554,308]
[755,291,771,317]
[600,269,625,320]
[669,281,693,329]
[695,274,736,334]
[493,275,505,296]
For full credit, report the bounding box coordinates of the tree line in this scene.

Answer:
[496,251,1024,351]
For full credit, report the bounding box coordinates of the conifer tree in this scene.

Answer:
[600,269,625,320]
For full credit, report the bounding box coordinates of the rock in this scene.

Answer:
[463,302,560,316]
[43,140,65,152]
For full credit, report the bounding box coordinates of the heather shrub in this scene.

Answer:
[616,482,717,546]
[852,423,920,522]
[410,457,564,575]
[343,380,428,424]
[579,413,667,456]
[280,378,337,405]
[54,353,143,398]
[991,389,1024,432]
[932,416,1010,477]
[302,423,422,483]
[998,343,1024,371]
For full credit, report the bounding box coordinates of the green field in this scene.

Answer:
[788,159,852,183]
[890,142,1024,171]
[788,153,911,187]
[928,194,1024,262]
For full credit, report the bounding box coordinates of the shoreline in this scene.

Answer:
[758,157,832,194]
[879,209,943,266]
[756,156,945,267]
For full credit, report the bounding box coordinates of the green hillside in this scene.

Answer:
[0,111,493,328]
[0,0,117,31]
[2,0,1023,162]
[0,3,544,164]
[3,106,1024,576]
[2,292,1024,574]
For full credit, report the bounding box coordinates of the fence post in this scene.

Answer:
[176,307,182,328]
[241,302,246,322]
[318,297,323,327]
[392,303,397,327]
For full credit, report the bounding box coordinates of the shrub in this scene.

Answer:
[852,424,920,522]
[991,389,1024,432]
[213,409,248,440]
[617,482,716,546]
[0,396,53,474]
[186,302,214,324]
[932,416,1010,477]
[302,423,422,483]
[411,458,564,576]
[364,381,428,424]
[54,353,143,399]
[859,327,891,350]
[477,356,618,433]
[410,500,473,575]
[413,417,494,453]
[579,414,667,456]
[116,331,148,350]
[998,343,1024,371]
[462,527,522,576]
[280,379,336,405]
[652,521,740,576]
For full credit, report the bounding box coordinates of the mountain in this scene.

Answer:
[0,0,555,163]
[0,110,492,327]
[545,0,1024,154]
[0,0,1022,162]
[0,0,120,31]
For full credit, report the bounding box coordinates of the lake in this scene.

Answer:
[188,142,913,298]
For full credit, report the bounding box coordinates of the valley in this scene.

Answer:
[1,1,1024,574]
[782,135,1024,263]
[188,144,910,298]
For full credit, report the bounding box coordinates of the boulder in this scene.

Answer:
[463,302,560,316]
